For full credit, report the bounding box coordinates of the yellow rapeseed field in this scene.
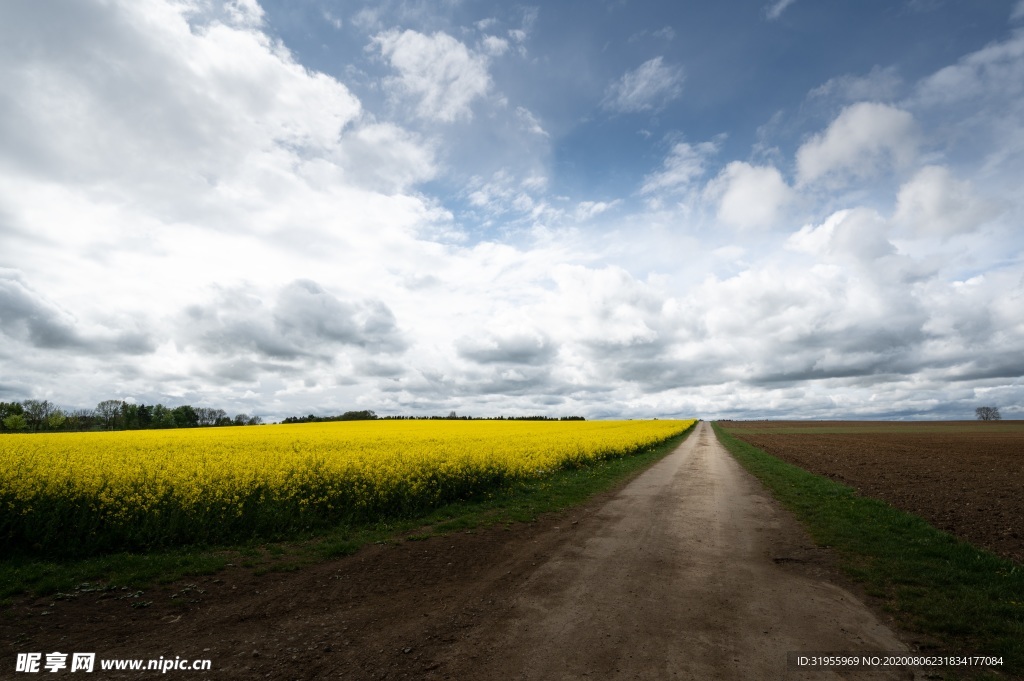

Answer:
[0,419,694,555]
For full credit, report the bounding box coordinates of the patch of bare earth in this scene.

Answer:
[721,421,1024,564]
[3,423,917,680]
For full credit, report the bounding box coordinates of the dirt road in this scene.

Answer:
[3,422,915,679]
[440,420,913,680]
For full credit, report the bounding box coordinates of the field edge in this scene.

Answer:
[0,421,698,600]
[712,421,1023,680]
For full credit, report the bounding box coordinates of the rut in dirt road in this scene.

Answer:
[448,421,913,680]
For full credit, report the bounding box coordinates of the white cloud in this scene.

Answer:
[915,30,1024,106]
[464,170,555,223]
[574,200,619,221]
[515,106,548,136]
[893,165,1000,236]
[641,140,718,194]
[764,0,798,20]
[809,66,903,103]
[372,29,492,122]
[653,26,675,41]
[481,35,509,56]
[178,280,407,363]
[350,8,382,31]
[332,122,437,193]
[602,57,684,113]
[706,162,794,230]
[322,10,342,30]
[796,102,918,185]
[0,0,451,401]
[628,26,676,43]
[787,208,896,263]
[225,0,264,27]
[1013,1,1024,21]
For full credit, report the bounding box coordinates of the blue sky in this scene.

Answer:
[1,0,1023,420]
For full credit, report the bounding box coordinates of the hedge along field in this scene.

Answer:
[0,419,694,557]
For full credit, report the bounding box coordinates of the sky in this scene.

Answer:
[1,0,1023,421]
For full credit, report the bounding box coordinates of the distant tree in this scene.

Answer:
[3,413,27,432]
[0,402,25,432]
[121,402,140,429]
[152,404,177,429]
[195,407,219,426]
[229,413,262,426]
[96,400,124,430]
[136,404,153,429]
[339,410,377,421]
[22,399,56,432]
[976,406,1002,421]
[65,409,96,431]
[172,405,198,428]
[46,409,66,431]
[194,407,210,426]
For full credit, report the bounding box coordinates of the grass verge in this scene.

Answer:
[713,422,1024,679]
[1,423,695,600]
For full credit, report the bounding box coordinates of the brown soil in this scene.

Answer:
[721,421,1024,564]
[3,423,917,680]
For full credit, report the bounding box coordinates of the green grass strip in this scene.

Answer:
[713,422,1024,677]
[1,424,695,600]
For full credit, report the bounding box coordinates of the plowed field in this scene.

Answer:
[719,421,1024,564]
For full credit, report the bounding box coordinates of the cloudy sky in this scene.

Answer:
[2,0,1023,421]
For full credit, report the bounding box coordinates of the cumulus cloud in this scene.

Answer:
[0,1,444,405]
[705,162,794,230]
[372,29,492,122]
[333,122,436,193]
[457,332,557,365]
[893,166,1001,236]
[225,0,264,27]
[698,251,930,387]
[796,102,918,185]
[546,265,668,352]
[1,0,1022,421]
[787,208,896,263]
[0,0,362,202]
[179,280,406,364]
[602,57,684,113]
[0,270,155,355]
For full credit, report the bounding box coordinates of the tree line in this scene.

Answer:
[1,400,588,434]
[0,399,263,433]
